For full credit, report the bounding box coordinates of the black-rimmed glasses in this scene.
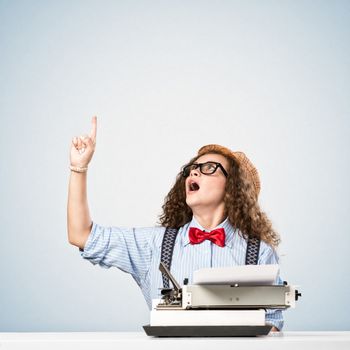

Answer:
[182,161,228,178]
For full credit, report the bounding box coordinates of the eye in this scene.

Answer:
[202,162,216,172]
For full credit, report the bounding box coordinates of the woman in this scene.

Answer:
[67,116,283,331]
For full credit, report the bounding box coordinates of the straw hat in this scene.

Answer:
[197,144,261,197]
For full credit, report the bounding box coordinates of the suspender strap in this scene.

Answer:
[160,227,179,288]
[245,236,261,265]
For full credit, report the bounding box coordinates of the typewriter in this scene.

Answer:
[143,263,301,337]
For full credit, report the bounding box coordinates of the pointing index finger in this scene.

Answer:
[90,116,97,143]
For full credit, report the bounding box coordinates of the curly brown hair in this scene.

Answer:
[158,151,280,248]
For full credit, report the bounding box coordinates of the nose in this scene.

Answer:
[189,167,200,177]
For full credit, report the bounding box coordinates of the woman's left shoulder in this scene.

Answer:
[258,240,280,264]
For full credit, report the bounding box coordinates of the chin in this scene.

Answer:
[185,197,196,209]
[186,197,205,210]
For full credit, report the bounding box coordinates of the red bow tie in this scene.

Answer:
[189,227,226,247]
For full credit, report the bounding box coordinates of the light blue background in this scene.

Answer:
[0,0,349,331]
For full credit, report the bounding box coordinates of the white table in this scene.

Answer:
[1,331,349,350]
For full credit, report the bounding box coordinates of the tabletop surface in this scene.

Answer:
[1,331,350,350]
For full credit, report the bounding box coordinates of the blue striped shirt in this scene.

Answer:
[80,216,284,330]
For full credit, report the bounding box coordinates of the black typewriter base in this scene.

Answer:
[143,324,272,337]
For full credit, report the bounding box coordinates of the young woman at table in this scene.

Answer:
[67,116,282,331]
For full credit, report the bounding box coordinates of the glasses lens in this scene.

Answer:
[200,162,218,174]
[182,164,195,177]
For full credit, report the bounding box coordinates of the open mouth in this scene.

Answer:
[189,181,200,192]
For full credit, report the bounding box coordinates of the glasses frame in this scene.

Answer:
[182,161,228,178]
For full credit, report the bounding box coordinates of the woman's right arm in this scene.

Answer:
[67,116,97,249]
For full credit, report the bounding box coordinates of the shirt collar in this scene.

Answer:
[182,216,236,248]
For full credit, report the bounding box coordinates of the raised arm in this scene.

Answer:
[67,116,97,249]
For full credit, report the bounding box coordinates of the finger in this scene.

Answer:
[72,136,78,148]
[89,116,97,144]
[77,137,83,150]
[79,135,90,153]
[83,136,95,148]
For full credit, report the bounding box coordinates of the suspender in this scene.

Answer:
[160,227,261,288]
[160,228,179,288]
[245,236,261,265]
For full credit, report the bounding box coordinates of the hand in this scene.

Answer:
[70,116,97,168]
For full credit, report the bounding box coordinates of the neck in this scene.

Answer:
[192,204,226,230]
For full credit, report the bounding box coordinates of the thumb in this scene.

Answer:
[81,135,95,148]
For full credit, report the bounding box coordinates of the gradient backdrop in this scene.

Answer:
[0,0,349,331]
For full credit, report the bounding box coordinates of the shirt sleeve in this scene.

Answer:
[258,241,285,331]
[80,222,155,285]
